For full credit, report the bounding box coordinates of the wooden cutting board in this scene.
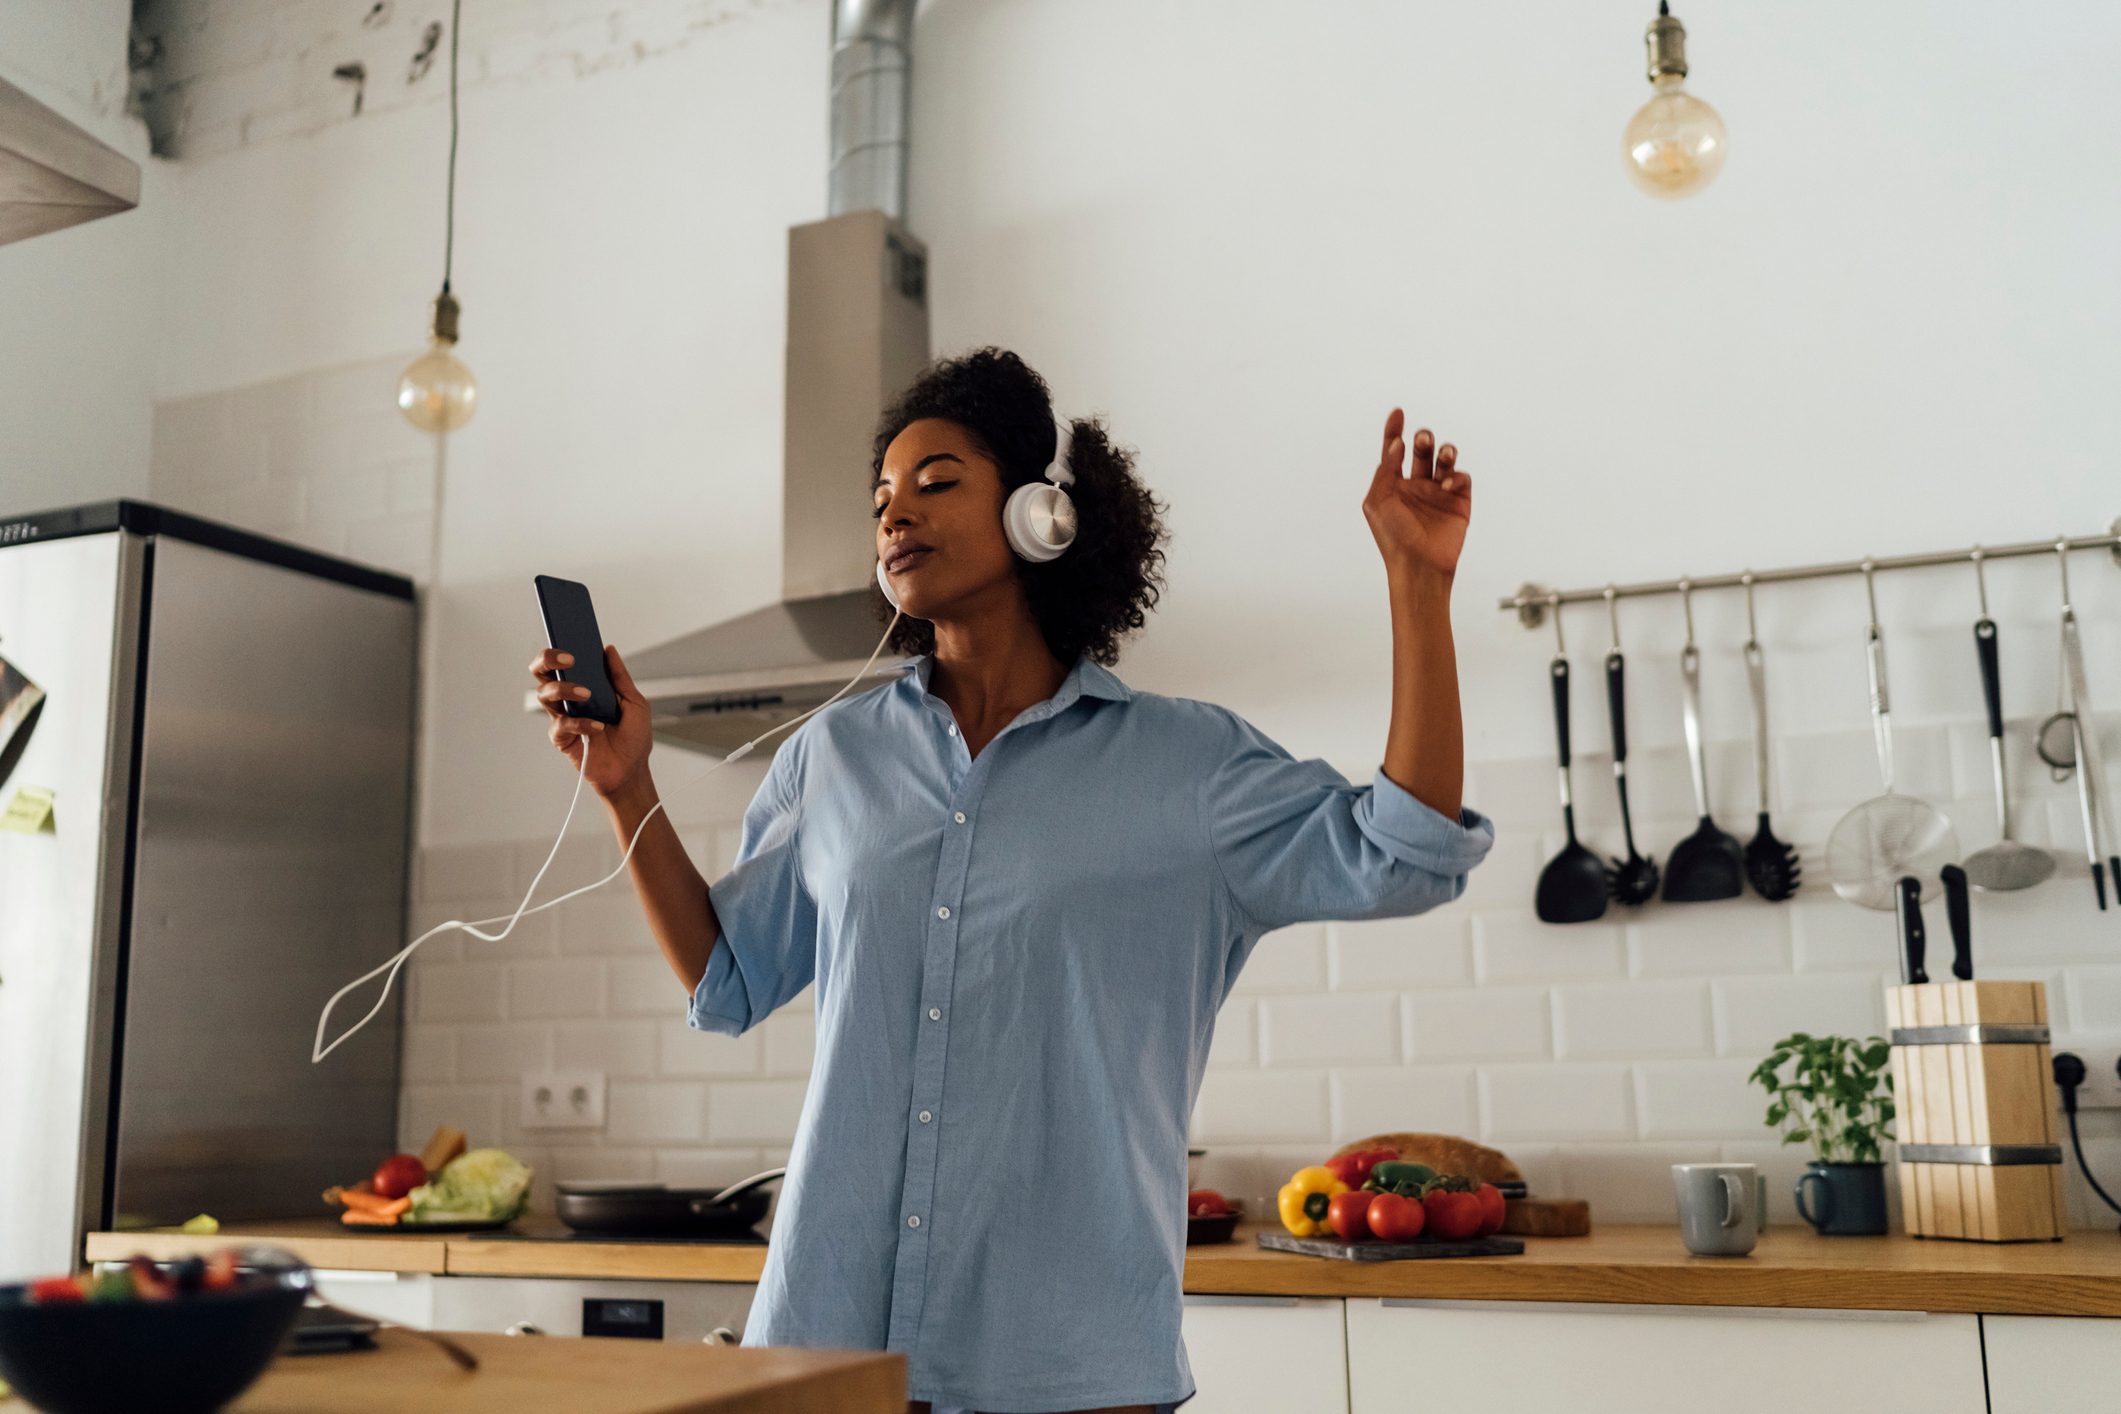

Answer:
[1501,1197,1592,1237]
[1258,1231,1525,1261]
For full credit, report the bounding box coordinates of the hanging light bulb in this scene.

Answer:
[398,0,477,431]
[1623,1,1726,199]
[398,290,477,432]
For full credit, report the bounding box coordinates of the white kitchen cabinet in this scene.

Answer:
[1982,1314,2121,1412]
[1182,1295,1348,1414]
[312,1271,435,1330]
[1345,1299,1985,1414]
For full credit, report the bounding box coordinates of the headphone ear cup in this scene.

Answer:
[876,558,901,610]
[1004,482,1077,563]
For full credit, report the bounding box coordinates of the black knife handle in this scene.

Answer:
[1975,618,2004,742]
[1941,863,1972,981]
[1897,876,1927,985]
[1605,650,1628,764]
[1551,657,1572,768]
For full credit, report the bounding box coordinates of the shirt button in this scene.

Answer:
[953,812,966,824]
[907,1214,921,1229]
[936,905,950,919]
[947,724,958,737]
[918,1110,933,1124]
[928,1007,942,1021]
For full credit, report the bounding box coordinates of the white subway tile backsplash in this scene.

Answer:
[1192,1070,1331,1145]
[1788,897,1892,972]
[399,1086,505,1155]
[452,1023,554,1082]
[1232,923,1328,993]
[554,1020,657,1077]
[606,1081,709,1144]
[1554,981,1711,1059]
[1405,988,1551,1061]
[554,893,657,956]
[1327,913,1472,989]
[1479,1064,1633,1142]
[1556,1143,1720,1223]
[1207,1000,1257,1068]
[1260,994,1400,1065]
[411,961,507,1023]
[509,959,607,1019]
[654,1149,772,1188]
[2065,968,2121,1031]
[1627,904,1792,976]
[1712,975,1887,1056]
[419,843,518,904]
[611,957,691,1017]
[1474,911,1627,982]
[659,1019,764,1077]
[399,1026,456,1083]
[1330,1066,1477,1139]
[706,1080,812,1144]
[1634,1060,1769,1140]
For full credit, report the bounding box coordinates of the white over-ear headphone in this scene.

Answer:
[877,417,1079,611]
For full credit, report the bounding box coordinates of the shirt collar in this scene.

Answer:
[906,650,1133,707]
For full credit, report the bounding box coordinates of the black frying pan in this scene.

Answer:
[555,1168,784,1237]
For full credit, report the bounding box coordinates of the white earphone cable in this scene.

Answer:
[312,610,905,1063]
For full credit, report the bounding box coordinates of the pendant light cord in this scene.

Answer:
[443,0,461,294]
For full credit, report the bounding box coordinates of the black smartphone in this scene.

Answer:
[533,575,621,724]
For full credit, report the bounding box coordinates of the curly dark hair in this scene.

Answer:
[869,347,1170,667]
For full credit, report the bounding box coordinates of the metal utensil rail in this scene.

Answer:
[1500,520,2121,628]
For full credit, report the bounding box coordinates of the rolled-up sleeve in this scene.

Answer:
[689,735,818,1036]
[1196,707,1495,936]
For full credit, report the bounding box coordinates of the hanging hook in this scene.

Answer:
[1678,577,1696,649]
[1549,591,1566,655]
[1971,545,1990,618]
[1862,559,1880,632]
[1741,571,1758,647]
[1604,584,1621,651]
[2056,536,2074,610]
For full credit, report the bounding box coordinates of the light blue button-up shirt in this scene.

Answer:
[688,649,1494,1412]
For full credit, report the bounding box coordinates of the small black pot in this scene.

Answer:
[1794,1161,1889,1236]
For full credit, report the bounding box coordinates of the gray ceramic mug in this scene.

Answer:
[1672,1163,1761,1256]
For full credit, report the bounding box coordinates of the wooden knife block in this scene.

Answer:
[1886,980,2068,1242]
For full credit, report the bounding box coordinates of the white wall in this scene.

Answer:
[0,1,160,515]
[42,0,2121,1220]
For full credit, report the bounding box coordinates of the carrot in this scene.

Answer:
[341,1209,401,1227]
[338,1190,411,1217]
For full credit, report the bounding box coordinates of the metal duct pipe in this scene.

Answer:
[829,0,914,219]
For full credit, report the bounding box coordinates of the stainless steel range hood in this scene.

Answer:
[0,74,140,246]
[626,208,930,755]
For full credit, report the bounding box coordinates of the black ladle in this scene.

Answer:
[1536,651,1611,923]
[1664,585,1745,902]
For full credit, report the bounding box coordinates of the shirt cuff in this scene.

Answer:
[687,953,748,1037]
[1361,766,1496,877]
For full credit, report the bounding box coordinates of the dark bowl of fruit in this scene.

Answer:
[1186,1190,1243,1245]
[0,1247,312,1414]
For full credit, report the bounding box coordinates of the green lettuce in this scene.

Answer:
[408,1148,533,1223]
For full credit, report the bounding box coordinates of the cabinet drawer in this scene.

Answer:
[1983,1314,2121,1413]
[1347,1299,1984,1414]
[1182,1296,1347,1414]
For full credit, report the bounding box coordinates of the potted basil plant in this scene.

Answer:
[1748,1032,1895,1236]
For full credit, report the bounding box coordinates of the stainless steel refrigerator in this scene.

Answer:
[0,501,416,1280]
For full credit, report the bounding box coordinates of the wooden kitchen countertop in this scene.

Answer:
[226,1328,902,1413]
[87,1219,2121,1318]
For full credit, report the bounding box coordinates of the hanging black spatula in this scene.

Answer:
[1536,654,1612,924]
[1664,634,1745,903]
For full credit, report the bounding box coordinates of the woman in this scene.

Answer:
[529,348,1493,1413]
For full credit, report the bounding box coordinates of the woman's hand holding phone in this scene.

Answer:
[529,644,653,798]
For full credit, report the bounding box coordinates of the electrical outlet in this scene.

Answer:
[519,1071,606,1131]
[2053,1036,2121,1110]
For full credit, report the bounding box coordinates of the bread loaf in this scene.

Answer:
[1332,1132,1523,1186]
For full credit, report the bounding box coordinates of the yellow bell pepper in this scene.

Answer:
[1277,1165,1349,1237]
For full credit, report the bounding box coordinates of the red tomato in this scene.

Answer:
[1327,1190,1373,1242]
[1366,1191,1426,1243]
[372,1153,429,1200]
[1423,1188,1484,1242]
[1473,1182,1507,1237]
[28,1276,85,1305]
[1187,1189,1230,1218]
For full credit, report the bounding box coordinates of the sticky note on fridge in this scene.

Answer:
[1,785,54,833]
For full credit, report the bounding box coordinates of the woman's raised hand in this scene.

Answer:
[529,644,654,798]
[1364,407,1472,581]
